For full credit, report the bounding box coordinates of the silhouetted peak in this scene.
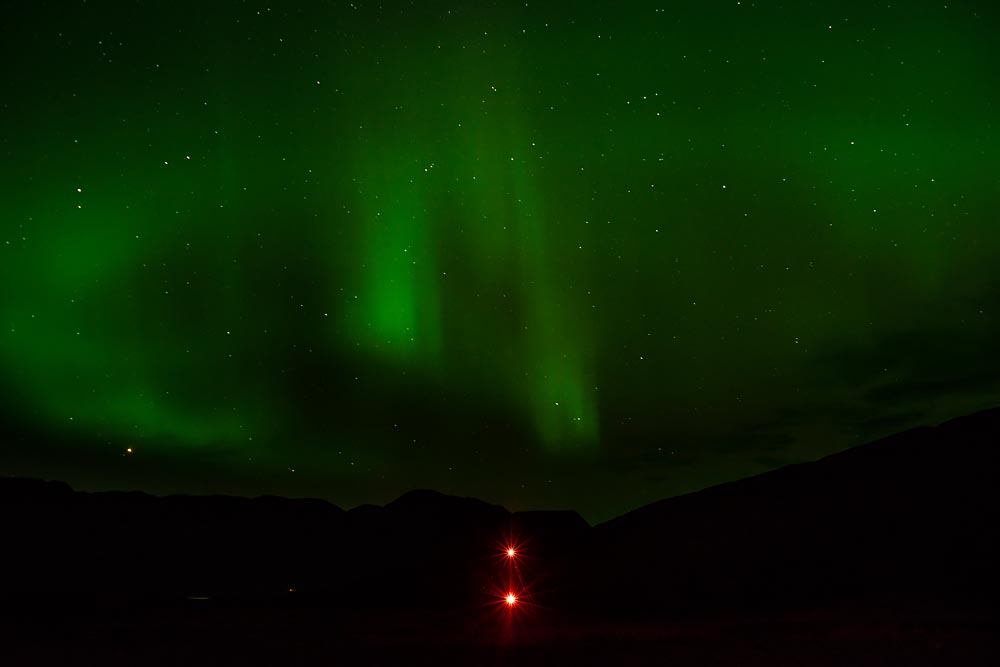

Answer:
[389,488,450,505]
[598,405,1000,531]
[386,489,508,517]
[347,503,381,516]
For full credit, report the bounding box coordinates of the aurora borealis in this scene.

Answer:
[2,0,999,521]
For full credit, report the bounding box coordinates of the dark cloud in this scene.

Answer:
[865,372,1000,404]
[851,409,930,436]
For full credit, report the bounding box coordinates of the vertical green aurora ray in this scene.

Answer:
[345,155,442,366]
[338,36,598,450]
[506,145,599,449]
[452,44,600,450]
[3,0,999,519]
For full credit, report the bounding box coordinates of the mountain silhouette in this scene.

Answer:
[1,409,998,664]
[579,407,1000,613]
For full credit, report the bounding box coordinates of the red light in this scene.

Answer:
[506,547,516,558]
[505,593,517,606]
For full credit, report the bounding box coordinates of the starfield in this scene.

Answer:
[1,1,998,664]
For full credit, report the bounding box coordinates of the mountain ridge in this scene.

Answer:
[1,406,997,614]
[6,406,997,524]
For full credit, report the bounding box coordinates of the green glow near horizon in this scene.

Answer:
[1,0,999,521]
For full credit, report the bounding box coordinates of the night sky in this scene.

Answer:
[2,0,998,522]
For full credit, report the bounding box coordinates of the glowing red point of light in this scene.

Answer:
[505,593,517,606]
[506,547,516,558]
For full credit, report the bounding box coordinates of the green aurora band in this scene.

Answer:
[1,0,999,520]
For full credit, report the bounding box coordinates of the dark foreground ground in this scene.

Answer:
[1,597,995,666]
[4,408,999,665]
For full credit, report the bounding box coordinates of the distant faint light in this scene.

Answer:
[125,447,133,454]
[505,593,517,606]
